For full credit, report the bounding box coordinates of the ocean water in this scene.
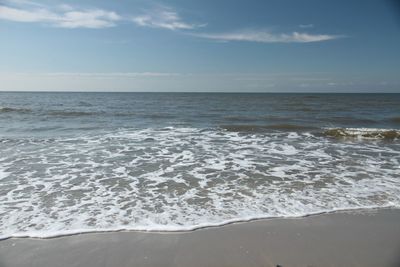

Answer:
[0,92,399,239]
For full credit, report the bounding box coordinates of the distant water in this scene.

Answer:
[0,92,399,239]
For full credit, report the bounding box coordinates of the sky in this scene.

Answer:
[0,0,400,92]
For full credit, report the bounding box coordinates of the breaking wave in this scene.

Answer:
[323,128,400,140]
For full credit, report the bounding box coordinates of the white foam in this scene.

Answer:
[0,127,400,239]
[0,169,10,181]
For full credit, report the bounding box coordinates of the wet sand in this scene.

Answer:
[1,209,399,267]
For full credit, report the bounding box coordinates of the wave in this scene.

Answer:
[390,117,400,124]
[328,116,377,124]
[78,101,93,107]
[222,116,259,122]
[143,113,176,119]
[323,128,400,139]
[0,107,31,114]
[218,125,399,139]
[221,124,317,132]
[47,110,97,117]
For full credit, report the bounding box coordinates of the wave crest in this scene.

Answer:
[221,124,316,132]
[323,128,400,139]
[0,107,31,113]
[390,117,400,124]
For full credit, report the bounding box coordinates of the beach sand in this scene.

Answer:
[1,208,399,267]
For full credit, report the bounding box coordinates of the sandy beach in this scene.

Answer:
[1,208,399,267]
[2,0,400,266]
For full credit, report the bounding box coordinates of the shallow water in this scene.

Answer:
[0,92,399,238]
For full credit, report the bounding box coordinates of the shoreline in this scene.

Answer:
[1,206,398,240]
[1,208,400,267]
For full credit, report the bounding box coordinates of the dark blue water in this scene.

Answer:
[1,92,399,136]
[0,92,399,238]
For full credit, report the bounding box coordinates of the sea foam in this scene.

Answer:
[0,127,399,239]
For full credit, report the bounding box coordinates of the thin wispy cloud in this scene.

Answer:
[193,29,342,43]
[5,0,46,8]
[132,7,202,30]
[56,10,120,29]
[44,72,182,77]
[0,1,342,45]
[299,24,314,28]
[1,72,182,78]
[0,2,121,28]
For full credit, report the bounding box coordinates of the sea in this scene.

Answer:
[0,92,399,239]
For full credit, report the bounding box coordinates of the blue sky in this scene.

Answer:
[0,0,399,92]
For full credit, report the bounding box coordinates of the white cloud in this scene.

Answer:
[0,2,121,28]
[0,2,200,30]
[0,6,56,22]
[0,1,342,45]
[193,30,341,43]
[57,10,121,29]
[132,7,200,30]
